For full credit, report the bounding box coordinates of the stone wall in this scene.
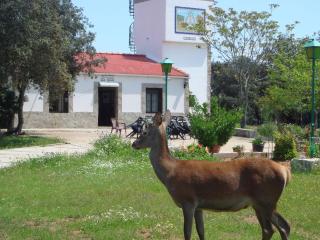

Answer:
[22,112,98,128]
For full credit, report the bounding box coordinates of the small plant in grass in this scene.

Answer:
[273,131,298,161]
[232,145,244,153]
[94,135,148,160]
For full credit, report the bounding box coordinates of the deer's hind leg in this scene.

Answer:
[271,211,290,240]
[254,206,275,240]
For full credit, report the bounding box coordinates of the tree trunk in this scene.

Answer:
[7,112,14,133]
[15,87,26,134]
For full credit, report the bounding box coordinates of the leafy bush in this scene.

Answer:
[93,135,148,160]
[172,144,218,161]
[280,124,307,141]
[189,97,242,147]
[188,92,197,108]
[257,122,277,139]
[273,131,298,161]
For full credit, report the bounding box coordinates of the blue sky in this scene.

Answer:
[72,0,319,53]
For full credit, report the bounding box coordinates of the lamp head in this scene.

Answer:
[304,39,320,60]
[160,58,174,74]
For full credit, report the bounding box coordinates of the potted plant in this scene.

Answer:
[189,97,242,153]
[252,136,265,152]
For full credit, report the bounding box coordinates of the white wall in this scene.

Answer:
[134,0,211,104]
[120,75,185,113]
[75,74,186,114]
[121,76,142,112]
[23,87,43,112]
[167,77,185,112]
[134,0,166,61]
[162,42,208,104]
[73,75,95,112]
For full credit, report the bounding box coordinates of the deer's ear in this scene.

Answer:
[153,112,162,126]
[162,110,171,127]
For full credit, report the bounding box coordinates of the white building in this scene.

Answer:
[23,54,188,128]
[23,0,212,128]
[132,0,212,104]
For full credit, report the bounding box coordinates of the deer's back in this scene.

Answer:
[166,158,288,210]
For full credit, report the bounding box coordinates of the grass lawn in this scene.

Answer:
[0,135,62,149]
[0,136,319,239]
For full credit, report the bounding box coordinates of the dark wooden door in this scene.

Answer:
[98,88,116,126]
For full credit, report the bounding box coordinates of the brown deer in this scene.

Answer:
[132,111,291,240]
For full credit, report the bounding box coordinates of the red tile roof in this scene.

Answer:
[81,53,188,78]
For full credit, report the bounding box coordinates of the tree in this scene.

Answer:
[212,60,268,124]
[259,38,314,124]
[0,0,103,133]
[196,2,280,127]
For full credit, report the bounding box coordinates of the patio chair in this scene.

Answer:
[176,116,191,137]
[126,117,145,138]
[111,118,127,136]
[168,117,186,140]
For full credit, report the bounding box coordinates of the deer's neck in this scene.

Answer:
[149,126,175,184]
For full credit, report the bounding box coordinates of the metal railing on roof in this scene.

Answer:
[129,22,136,53]
[129,0,134,17]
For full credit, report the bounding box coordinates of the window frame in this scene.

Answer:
[49,90,69,113]
[146,88,162,114]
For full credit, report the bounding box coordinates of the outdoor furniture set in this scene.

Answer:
[122,115,191,139]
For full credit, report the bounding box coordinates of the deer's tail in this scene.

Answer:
[281,163,292,187]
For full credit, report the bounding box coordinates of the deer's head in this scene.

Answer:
[132,111,171,149]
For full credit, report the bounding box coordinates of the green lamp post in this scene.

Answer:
[304,39,320,157]
[160,58,174,111]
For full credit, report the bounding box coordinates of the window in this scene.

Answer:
[49,91,69,113]
[146,88,162,113]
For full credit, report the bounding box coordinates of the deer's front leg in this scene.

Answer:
[194,209,205,240]
[182,204,195,240]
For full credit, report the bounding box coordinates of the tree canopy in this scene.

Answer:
[259,37,317,124]
[0,0,102,133]
[196,2,280,126]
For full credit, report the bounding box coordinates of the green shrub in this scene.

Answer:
[172,144,218,161]
[257,122,277,139]
[273,131,298,161]
[188,92,197,108]
[93,135,148,160]
[280,124,307,141]
[189,97,242,147]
